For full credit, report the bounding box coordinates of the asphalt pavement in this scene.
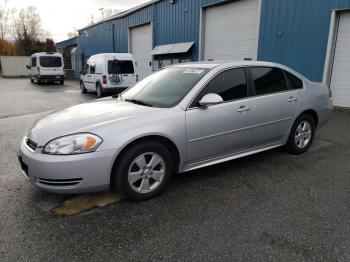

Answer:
[1,78,350,261]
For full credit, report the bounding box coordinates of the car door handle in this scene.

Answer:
[288,97,298,102]
[237,106,251,112]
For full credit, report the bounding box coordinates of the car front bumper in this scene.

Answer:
[17,138,115,194]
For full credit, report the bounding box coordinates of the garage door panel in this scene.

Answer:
[204,0,259,61]
[330,11,350,107]
[130,24,152,80]
[205,25,257,37]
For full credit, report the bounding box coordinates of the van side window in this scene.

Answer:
[251,67,288,95]
[190,68,247,107]
[285,71,303,89]
[89,64,96,74]
[31,57,36,67]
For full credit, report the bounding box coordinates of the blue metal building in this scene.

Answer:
[57,0,350,107]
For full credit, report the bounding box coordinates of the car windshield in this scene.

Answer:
[121,67,209,108]
[39,56,62,67]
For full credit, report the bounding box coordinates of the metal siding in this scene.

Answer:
[78,21,114,57]
[258,0,350,82]
[154,0,220,61]
[115,5,153,53]
[56,37,77,49]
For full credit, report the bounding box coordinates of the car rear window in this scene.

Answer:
[108,60,134,74]
[39,56,62,67]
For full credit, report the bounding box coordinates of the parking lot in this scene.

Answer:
[1,77,350,261]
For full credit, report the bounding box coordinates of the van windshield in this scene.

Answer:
[39,56,62,67]
[121,67,209,108]
[108,60,134,74]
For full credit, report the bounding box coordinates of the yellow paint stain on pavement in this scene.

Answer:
[52,192,121,217]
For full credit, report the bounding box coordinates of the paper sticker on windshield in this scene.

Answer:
[183,69,205,74]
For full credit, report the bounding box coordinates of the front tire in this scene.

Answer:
[285,114,315,154]
[112,141,173,201]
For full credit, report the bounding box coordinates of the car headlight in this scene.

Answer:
[43,133,103,155]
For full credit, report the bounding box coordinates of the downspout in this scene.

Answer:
[112,23,116,52]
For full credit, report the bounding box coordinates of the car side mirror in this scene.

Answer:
[26,65,31,69]
[198,93,223,107]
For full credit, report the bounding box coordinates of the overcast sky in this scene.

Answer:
[7,0,151,42]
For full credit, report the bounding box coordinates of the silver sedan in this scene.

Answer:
[18,61,333,201]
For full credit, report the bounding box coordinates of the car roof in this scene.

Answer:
[172,60,308,81]
[89,53,133,60]
[32,52,62,57]
[173,60,288,69]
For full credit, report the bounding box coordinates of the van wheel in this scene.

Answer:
[80,81,87,93]
[112,141,173,201]
[96,83,104,98]
[285,114,315,154]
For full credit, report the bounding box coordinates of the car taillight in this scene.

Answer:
[37,66,40,76]
[102,75,107,85]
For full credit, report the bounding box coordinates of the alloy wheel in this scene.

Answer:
[294,120,312,149]
[128,152,166,193]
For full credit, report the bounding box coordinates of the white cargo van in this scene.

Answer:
[80,53,137,98]
[27,52,65,85]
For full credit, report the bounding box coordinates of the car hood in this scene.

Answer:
[28,98,160,146]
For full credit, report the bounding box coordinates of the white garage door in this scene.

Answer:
[204,0,260,61]
[330,11,350,107]
[130,24,153,80]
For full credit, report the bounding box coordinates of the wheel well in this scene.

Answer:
[300,109,318,127]
[112,136,181,175]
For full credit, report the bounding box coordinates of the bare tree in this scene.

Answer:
[12,6,42,40]
[0,0,10,40]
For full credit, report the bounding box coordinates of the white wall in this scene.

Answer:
[0,56,30,77]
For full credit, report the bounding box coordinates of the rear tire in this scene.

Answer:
[112,141,173,202]
[285,114,315,154]
[96,83,104,98]
[80,81,87,93]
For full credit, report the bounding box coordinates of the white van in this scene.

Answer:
[80,53,137,97]
[27,52,65,85]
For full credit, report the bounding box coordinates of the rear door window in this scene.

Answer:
[251,67,288,95]
[39,56,62,67]
[108,60,134,74]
